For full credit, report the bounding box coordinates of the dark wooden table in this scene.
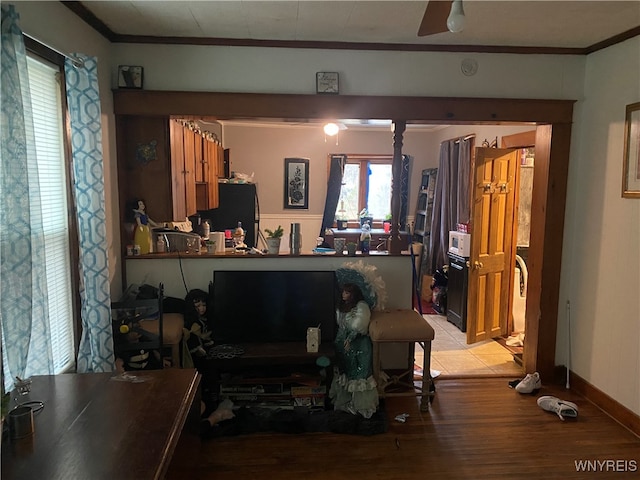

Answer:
[1,369,201,480]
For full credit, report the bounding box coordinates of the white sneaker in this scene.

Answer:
[537,396,578,421]
[515,372,541,394]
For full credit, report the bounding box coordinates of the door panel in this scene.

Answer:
[466,148,518,344]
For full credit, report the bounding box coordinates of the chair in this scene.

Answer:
[369,309,435,411]
[139,313,184,368]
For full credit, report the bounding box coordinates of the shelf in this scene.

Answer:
[207,342,334,368]
[205,342,334,409]
[111,283,164,370]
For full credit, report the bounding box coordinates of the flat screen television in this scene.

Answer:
[210,270,338,344]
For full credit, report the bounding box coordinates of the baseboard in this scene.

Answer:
[554,366,640,438]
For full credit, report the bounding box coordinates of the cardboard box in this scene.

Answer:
[421,275,434,302]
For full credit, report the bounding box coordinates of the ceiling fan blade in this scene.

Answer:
[417,0,453,36]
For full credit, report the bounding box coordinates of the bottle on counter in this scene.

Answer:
[232,221,246,248]
[290,223,302,255]
[202,220,210,240]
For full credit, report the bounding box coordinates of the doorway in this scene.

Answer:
[418,133,536,377]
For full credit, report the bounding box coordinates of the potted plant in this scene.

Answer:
[346,241,358,256]
[264,225,284,254]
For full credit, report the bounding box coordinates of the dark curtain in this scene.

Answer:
[399,154,411,230]
[319,154,346,243]
[427,137,472,274]
[457,140,471,224]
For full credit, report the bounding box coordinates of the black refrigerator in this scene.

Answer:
[201,183,259,248]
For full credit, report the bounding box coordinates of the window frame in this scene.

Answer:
[23,35,81,369]
[340,154,393,227]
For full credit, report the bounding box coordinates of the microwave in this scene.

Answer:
[449,231,471,257]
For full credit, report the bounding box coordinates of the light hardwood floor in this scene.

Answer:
[168,378,640,479]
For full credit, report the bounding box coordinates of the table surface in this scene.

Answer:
[1,369,200,480]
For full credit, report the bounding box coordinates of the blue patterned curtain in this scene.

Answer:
[65,55,114,373]
[1,4,54,385]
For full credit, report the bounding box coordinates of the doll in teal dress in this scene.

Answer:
[330,279,379,419]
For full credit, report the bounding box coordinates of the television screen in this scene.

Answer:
[211,270,338,344]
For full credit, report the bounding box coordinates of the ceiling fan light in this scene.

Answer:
[323,122,340,136]
[447,0,466,33]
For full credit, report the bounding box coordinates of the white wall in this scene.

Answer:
[112,44,585,100]
[14,1,121,293]
[558,36,640,414]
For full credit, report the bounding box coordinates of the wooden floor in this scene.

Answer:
[168,378,640,479]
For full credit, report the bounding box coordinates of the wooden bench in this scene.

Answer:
[369,309,435,411]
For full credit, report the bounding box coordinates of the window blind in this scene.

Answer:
[26,55,75,374]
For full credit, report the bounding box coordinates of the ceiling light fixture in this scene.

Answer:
[323,122,340,136]
[447,0,466,33]
[323,122,343,145]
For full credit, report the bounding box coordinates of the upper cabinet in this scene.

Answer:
[169,120,220,221]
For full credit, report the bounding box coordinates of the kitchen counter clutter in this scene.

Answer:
[324,228,410,252]
[126,249,413,258]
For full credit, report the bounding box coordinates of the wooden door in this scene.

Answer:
[466,148,518,344]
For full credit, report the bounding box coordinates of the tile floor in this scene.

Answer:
[415,314,523,377]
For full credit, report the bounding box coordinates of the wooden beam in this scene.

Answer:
[113,90,575,125]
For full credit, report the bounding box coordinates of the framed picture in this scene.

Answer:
[284,158,309,209]
[316,72,339,94]
[118,65,143,89]
[622,102,640,198]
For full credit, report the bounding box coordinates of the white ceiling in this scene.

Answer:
[77,0,640,50]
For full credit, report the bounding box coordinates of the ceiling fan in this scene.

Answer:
[418,0,466,36]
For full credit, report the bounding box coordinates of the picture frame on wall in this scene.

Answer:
[284,158,309,209]
[118,65,143,89]
[622,102,640,198]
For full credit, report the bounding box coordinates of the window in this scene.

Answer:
[26,53,76,374]
[2,46,76,387]
[337,155,392,221]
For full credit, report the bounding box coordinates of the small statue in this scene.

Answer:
[360,222,372,254]
[128,198,160,254]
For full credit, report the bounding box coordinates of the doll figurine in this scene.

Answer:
[329,282,379,418]
[184,289,214,369]
[129,198,160,254]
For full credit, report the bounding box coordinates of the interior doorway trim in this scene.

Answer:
[113,90,575,380]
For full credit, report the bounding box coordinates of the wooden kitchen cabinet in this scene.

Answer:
[169,120,220,221]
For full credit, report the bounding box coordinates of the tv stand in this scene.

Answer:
[204,342,335,409]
